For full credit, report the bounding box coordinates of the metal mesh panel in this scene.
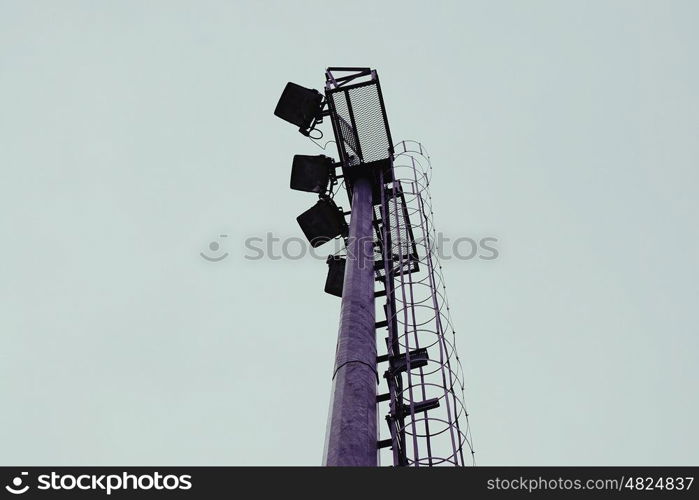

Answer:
[347,84,391,162]
[329,81,391,167]
[330,92,360,161]
[373,182,419,280]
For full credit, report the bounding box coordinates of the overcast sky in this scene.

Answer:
[1,0,697,465]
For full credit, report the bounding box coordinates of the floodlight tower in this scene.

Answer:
[274,68,474,466]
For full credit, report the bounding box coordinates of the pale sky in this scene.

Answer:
[1,0,697,465]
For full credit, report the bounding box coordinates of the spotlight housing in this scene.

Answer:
[324,255,346,297]
[296,198,347,248]
[274,82,324,136]
[290,155,333,194]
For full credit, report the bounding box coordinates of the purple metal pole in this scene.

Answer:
[323,175,377,466]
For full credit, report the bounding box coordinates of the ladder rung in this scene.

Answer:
[394,398,440,419]
[382,348,429,377]
[377,439,392,449]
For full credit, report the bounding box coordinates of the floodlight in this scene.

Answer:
[274,82,324,136]
[324,256,345,297]
[296,198,346,248]
[290,155,333,194]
